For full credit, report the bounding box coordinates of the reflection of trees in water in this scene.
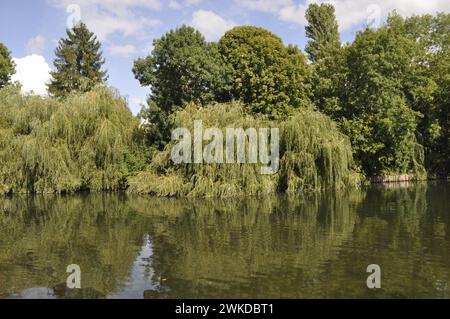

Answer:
[0,194,152,298]
[132,192,364,298]
[320,182,450,298]
[0,192,365,298]
[0,183,449,298]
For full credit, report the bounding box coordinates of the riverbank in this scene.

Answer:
[128,102,360,197]
[1,86,444,197]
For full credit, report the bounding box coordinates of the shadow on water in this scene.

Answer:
[0,182,449,298]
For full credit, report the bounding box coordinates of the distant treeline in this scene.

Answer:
[0,4,448,196]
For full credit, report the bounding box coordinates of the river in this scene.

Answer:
[0,182,449,298]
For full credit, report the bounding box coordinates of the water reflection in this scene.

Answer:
[0,182,449,298]
[108,234,156,299]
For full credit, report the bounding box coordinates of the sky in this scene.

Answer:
[1,0,449,115]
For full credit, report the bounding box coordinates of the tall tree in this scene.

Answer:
[134,25,228,113]
[304,3,345,118]
[0,43,15,88]
[305,3,341,63]
[342,26,424,177]
[48,22,107,98]
[218,26,311,118]
[133,25,229,150]
[393,12,450,176]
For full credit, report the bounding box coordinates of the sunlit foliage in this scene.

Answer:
[0,85,146,194]
[129,102,359,197]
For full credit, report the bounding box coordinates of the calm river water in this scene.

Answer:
[0,182,449,298]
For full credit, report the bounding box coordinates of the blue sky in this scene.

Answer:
[1,0,449,114]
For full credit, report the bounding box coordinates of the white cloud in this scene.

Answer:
[186,0,203,5]
[49,0,162,41]
[168,0,183,10]
[237,0,293,13]
[108,44,138,57]
[278,3,308,25]
[328,0,450,30]
[11,55,52,96]
[169,0,203,10]
[191,10,237,41]
[237,0,450,31]
[26,35,46,55]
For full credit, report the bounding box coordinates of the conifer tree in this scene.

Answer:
[48,22,107,98]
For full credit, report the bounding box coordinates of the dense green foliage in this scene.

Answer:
[305,3,341,62]
[134,25,312,153]
[393,13,450,176]
[341,25,425,177]
[218,26,311,118]
[129,102,358,197]
[133,25,229,150]
[48,23,108,98]
[304,9,449,178]
[0,43,15,89]
[1,5,449,197]
[304,4,345,118]
[0,86,145,194]
[132,9,447,182]
[133,25,228,111]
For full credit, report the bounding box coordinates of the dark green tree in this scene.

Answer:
[304,3,345,118]
[305,3,341,62]
[0,43,15,88]
[133,25,229,150]
[48,22,108,98]
[341,26,424,177]
[391,13,450,176]
[218,26,311,118]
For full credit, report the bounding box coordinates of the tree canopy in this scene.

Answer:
[0,86,144,194]
[305,3,341,63]
[392,13,450,176]
[133,25,228,112]
[218,26,311,118]
[341,25,424,176]
[131,9,449,180]
[0,43,15,89]
[2,5,450,197]
[48,22,108,98]
[304,4,345,118]
[133,25,229,150]
[305,7,449,178]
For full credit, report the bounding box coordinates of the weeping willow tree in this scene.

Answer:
[129,102,278,197]
[0,85,146,194]
[279,110,360,193]
[0,85,359,197]
[129,102,360,197]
